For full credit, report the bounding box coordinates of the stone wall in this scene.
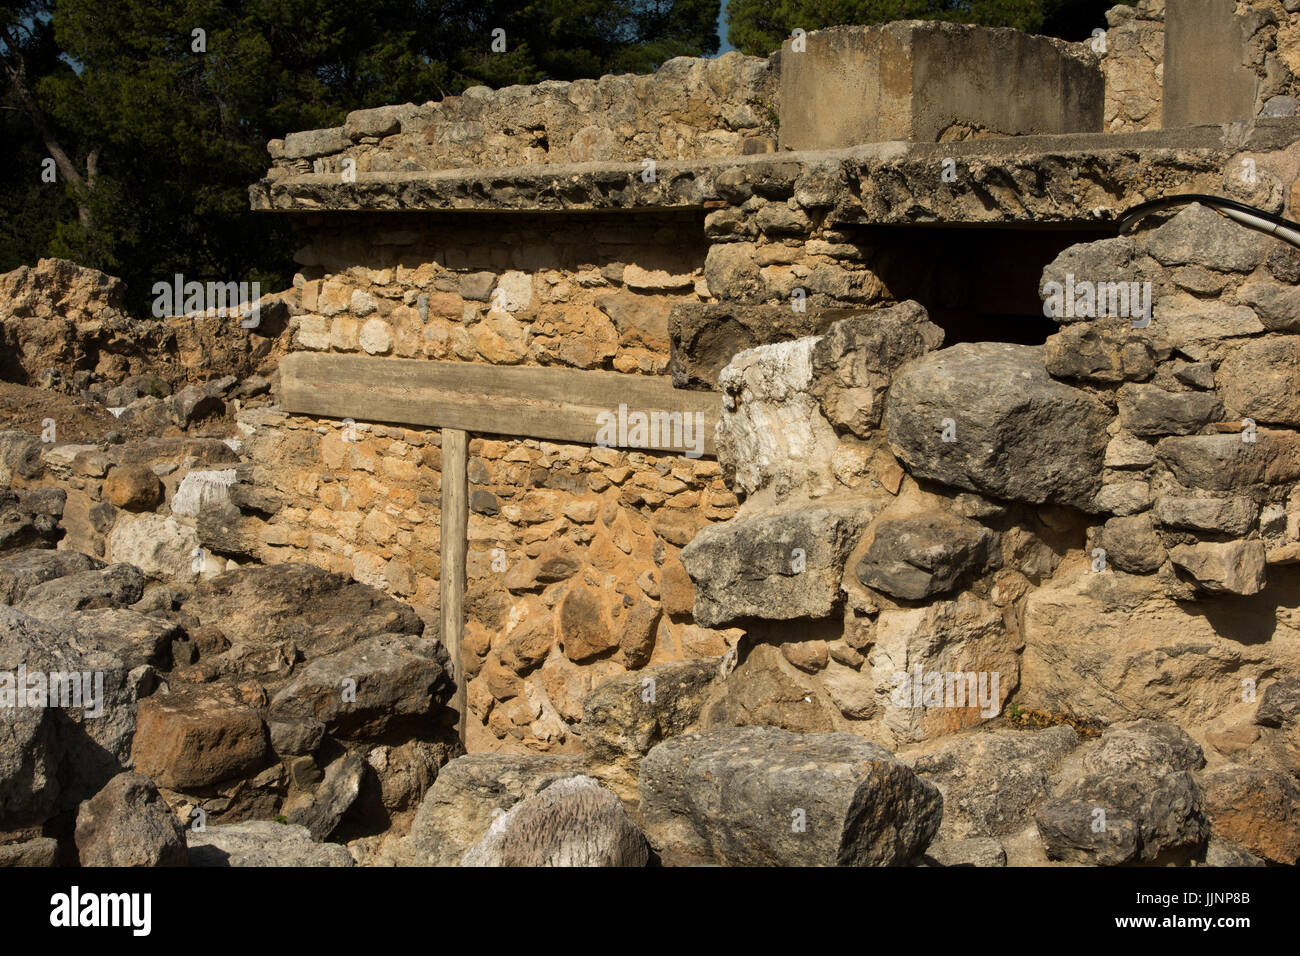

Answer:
[674,200,1300,768]
[225,407,739,753]
[1103,0,1165,132]
[267,52,778,178]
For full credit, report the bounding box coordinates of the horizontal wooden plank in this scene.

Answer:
[280,352,719,457]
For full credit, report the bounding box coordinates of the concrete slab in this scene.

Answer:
[777,22,1103,150]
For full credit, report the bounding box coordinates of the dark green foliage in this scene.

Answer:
[726,0,1116,57]
[0,0,720,313]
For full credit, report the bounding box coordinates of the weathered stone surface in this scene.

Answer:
[1218,337,1300,426]
[13,563,144,620]
[1199,765,1300,865]
[0,432,43,485]
[700,642,842,733]
[1146,203,1267,274]
[777,22,1102,149]
[400,753,584,866]
[714,337,843,499]
[808,301,945,436]
[188,821,354,866]
[268,716,325,756]
[922,837,1007,867]
[886,343,1111,510]
[639,727,943,866]
[181,563,424,666]
[1156,431,1300,492]
[1255,677,1300,728]
[1204,836,1266,866]
[0,488,64,554]
[107,514,200,582]
[1021,561,1300,725]
[131,685,268,790]
[855,512,993,600]
[287,752,366,841]
[460,775,649,867]
[1035,720,1210,866]
[1169,540,1266,595]
[904,726,1080,843]
[869,593,1017,744]
[580,658,718,798]
[104,463,164,511]
[75,772,187,867]
[270,634,451,738]
[1044,319,1156,382]
[1154,495,1258,535]
[680,504,868,627]
[0,607,138,811]
[0,550,103,605]
[1097,514,1165,574]
[64,609,179,671]
[556,583,617,662]
[669,303,860,389]
[1117,384,1222,437]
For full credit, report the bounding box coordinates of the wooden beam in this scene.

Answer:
[280,352,718,457]
[439,427,468,744]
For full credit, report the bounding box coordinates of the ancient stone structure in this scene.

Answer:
[4,6,1300,867]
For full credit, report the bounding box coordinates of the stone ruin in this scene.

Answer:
[2,0,1300,867]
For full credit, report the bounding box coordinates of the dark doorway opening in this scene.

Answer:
[848,223,1112,346]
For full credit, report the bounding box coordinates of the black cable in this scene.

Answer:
[1115,192,1300,235]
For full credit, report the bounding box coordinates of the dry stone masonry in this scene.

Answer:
[3,4,1300,869]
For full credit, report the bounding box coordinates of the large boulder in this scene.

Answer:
[1199,765,1300,865]
[74,772,187,867]
[15,563,144,619]
[286,752,366,841]
[131,684,268,790]
[0,607,139,811]
[638,726,942,866]
[0,550,103,605]
[680,504,869,627]
[180,563,424,666]
[903,726,1080,845]
[885,342,1111,510]
[854,512,994,601]
[188,821,354,867]
[460,776,649,867]
[580,658,718,801]
[399,753,583,866]
[1034,720,1210,866]
[269,634,452,739]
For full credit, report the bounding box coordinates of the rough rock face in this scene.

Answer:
[1034,721,1210,866]
[886,343,1112,510]
[400,753,584,866]
[680,504,869,627]
[580,658,718,800]
[1199,766,1300,865]
[131,685,269,790]
[269,634,453,738]
[460,776,649,867]
[188,821,354,867]
[714,337,843,500]
[855,512,994,600]
[75,772,188,867]
[638,727,943,866]
[904,727,1080,847]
